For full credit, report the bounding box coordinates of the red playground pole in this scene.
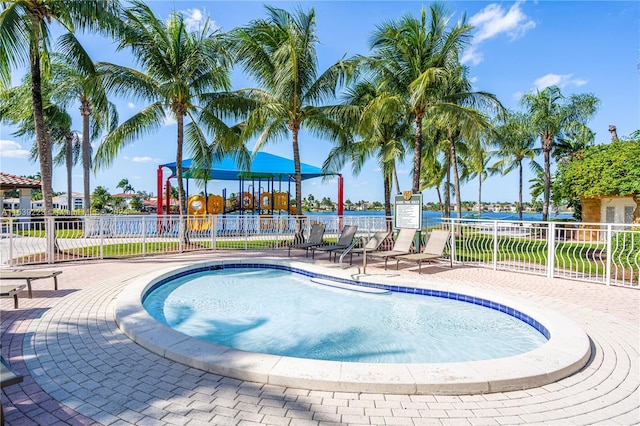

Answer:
[165,178,171,214]
[157,167,163,214]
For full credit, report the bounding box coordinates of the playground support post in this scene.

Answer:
[157,167,163,215]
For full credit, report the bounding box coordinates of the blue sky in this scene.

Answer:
[1,1,638,204]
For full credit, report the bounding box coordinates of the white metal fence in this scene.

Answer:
[1,214,638,288]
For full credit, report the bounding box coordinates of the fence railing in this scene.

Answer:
[1,214,637,288]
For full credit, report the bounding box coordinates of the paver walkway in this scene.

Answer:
[1,252,638,425]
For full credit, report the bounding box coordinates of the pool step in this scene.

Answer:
[309,278,390,294]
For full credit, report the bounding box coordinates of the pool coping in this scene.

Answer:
[114,258,592,395]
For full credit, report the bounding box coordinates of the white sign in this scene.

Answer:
[394,193,422,229]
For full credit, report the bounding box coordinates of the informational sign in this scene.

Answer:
[394,192,423,229]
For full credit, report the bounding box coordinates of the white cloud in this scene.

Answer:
[0,140,30,158]
[461,45,483,65]
[463,1,535,65]
[127,102,135,108]
[183,8,203,32]
[131,156,159,163]
[533,73,588,90]
[470,1,536,43]
[163,113,177,126]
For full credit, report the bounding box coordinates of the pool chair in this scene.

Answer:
[395,229,452,273]
[347,230,392,265]
[310,225,358,260]
[288,223,326,257]
[366,228,417,270]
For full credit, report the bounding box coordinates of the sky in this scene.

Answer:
[1,0,639,205]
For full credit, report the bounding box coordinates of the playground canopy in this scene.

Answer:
[160,151,337,181]
[157,151,344,215]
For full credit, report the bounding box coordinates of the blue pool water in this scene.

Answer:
[143,267,547,363]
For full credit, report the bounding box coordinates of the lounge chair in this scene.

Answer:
[0,270,62,298]
[0,284,26,309]
[310,225,358,260]
[288,223,326,257]
[1,350,24,424]
[395,229,452,273]
[366,228,417,270]
[348,230,392,264]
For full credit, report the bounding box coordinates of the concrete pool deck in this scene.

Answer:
[1,251,638,425]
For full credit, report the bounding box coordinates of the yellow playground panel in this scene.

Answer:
[187,192,295,231]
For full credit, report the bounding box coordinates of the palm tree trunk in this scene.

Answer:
[80,99,92,215]
[30,38,53,217]
[444,156,451,218]
[477,174,482,218]
[412,115,423,193]
[66,133,73,215]
[542,137,552,222]
[393,163,401,194]
[436,187,444,217]
[518,160,524,221]
[450,138,463,219]
[291,124,304,243]
[175,112,189,245]
[383,172,392,231]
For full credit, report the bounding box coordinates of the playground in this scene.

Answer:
[156,151,344,232]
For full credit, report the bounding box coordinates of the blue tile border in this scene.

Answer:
[143,262,550,340]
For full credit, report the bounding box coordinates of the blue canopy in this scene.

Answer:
[161,151,336,181]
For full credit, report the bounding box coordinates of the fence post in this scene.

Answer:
[8,217,14,266]
[493,221,499,271]
[244,216,248,250]
[547,222,556,279]
[46,216,55,264]
[450,219,457,264]
[99,216,104,259]
[141,216,147,256]
[211,215,217,251]
[605,223,612,286]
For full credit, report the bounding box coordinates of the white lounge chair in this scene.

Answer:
[310,225,358,260]
[288,223,326,257]
[366,228,416,270]
[348,230,391,264]
[395,229,452,273]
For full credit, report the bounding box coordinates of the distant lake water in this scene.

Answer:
[308,210,573,225]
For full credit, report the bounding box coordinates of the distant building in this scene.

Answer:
[30,192,84,211]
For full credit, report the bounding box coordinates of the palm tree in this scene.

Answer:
[368,4,474,194]
[0,75,79,216]
[228,5,353,219]
[95,1,241,223]
[323,79,409,223]
[116,178,134,194]
[460,142,493,218]
[50,41,118,215]
[430,65,502,219]
[521,86,599,221]
[490,111,541,221]
[0,0,121,216]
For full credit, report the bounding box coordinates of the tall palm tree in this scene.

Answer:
[490,111,541,221]
[459,142,493,218]
[1,74,79,216]
[228,5,354,218]
[521,86,599,221]
[50,40,118,215]
[95,2,240,215]
[323,80,410,223]
[368,4,473,194]
[0,0,121,216]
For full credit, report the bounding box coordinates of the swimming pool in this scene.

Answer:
[142,267,548,363]
[115,258,591,394]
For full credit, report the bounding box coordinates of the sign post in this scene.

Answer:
[394,191,423,252]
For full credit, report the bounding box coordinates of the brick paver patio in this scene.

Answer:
[1,252,638,425]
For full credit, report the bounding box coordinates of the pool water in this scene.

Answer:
[143,268,547,363]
